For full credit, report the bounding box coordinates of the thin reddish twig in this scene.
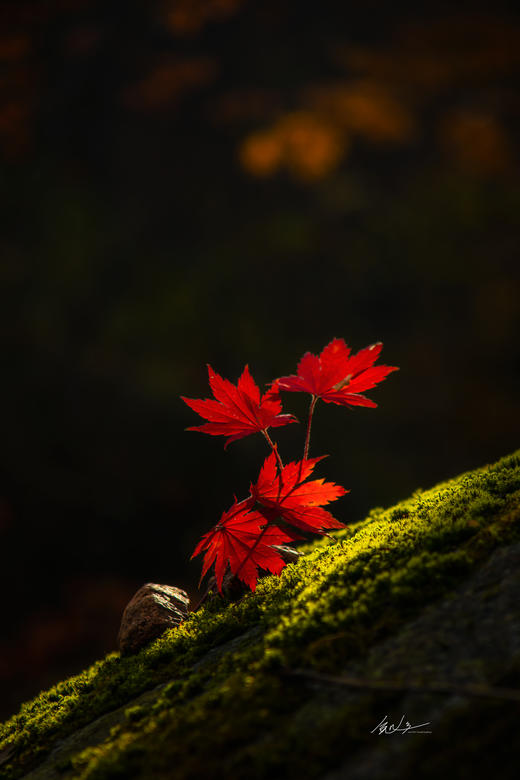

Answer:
[263,429,284,469]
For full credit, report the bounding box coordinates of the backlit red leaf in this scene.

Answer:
[191,498,294,591]
[251,451,348,534]
[276,338,398,408]
[182,364,297,448]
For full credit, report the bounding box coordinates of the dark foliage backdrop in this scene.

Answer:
[1,0,519,718]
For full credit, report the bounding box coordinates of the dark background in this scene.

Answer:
[1,0,519,719]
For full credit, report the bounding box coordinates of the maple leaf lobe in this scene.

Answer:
[182,364,297,447]
[250,451,348,535]
[191,498,294,591]
[276,337,398,408]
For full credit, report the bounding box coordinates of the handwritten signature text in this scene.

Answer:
[371,715,432,735]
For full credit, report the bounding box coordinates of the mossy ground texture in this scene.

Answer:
[1,451,520,779]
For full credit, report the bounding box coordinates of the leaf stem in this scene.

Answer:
[192,589,211,612]
[303,395,318,460]
[263,429,284,469]
[234,523,270,580]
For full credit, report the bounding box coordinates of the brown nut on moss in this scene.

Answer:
[118,583,190,656]
[270,544,304,565]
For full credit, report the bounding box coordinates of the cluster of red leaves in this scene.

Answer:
[192,453,347,591]
[183,338,398,592]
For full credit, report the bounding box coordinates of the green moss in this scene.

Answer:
[1,451,519,779]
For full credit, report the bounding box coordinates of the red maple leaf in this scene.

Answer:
[192,498,295,591]
[251,451,348,534]
[182,364,297,448]
[276,338,399,408]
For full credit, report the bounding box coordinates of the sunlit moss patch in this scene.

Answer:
[1,451,519,779]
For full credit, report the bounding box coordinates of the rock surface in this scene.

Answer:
[16,542,520,780]
[117,583,190,656]
[1,450,519,780]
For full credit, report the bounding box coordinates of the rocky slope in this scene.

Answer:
[1,451,519,779]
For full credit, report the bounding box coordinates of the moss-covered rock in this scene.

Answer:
[1,451,520,779]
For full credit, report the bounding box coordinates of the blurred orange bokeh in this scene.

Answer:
[239,111,347,180]
[163,0,243,36]
[440,111,513,173]
[124,56,217,111]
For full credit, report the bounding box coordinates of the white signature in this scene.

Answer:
[371,715,432,735]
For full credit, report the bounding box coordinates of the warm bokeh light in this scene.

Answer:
[123,56,217,111]
[305,80,414,143]
[0,34,30,61]
[440,111,513,174]
[240,111,347,180]
[163,0,243,35]
[337,17,520,87]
